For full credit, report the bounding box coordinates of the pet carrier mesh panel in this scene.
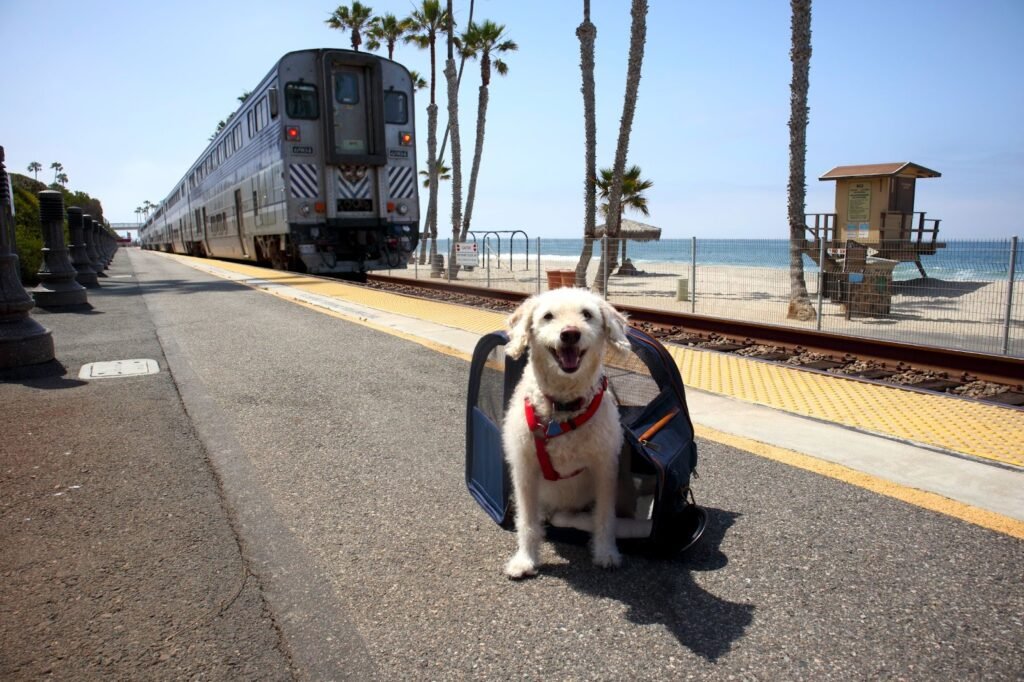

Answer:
[465,326,706,555]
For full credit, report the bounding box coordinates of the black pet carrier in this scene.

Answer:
[465,325,706,555]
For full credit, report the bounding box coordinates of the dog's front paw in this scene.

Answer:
[592,544,622,569]
[505,552,538,579]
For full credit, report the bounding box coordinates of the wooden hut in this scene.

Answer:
[804,162,945,316]
[805,161,944,274]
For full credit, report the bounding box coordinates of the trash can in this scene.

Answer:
[676,278,689,302]
[546,270,563,290]
[429,254,445,279]
[559,270,577,288]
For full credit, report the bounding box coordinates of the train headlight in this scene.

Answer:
[300,203,311,217]
[396,203,409,216]
[286,126,301,141]
[399,131,413,146]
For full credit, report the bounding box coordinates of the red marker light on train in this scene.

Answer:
[399,131,413,146]
[286,127,301,141]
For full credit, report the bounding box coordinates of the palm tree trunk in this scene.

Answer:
[445,0,464,279]
[594,0,647,295]
[424,103,439,266]
[786,0,815,321]
[420,36,440,266]
[460,84,488,242]
[573,1,598,288]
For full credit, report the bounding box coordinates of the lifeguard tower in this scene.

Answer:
[804,161,944,316]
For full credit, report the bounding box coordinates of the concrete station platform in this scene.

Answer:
[4,248,1022,679]
[168,252,1024,532]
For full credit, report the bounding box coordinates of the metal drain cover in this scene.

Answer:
[79,359,159,379]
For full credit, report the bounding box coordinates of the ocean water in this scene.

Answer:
[455,236,1022,283]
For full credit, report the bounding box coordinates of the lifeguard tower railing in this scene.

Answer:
[803,212,943,266]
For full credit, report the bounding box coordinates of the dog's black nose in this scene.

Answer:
[560,327,581,345]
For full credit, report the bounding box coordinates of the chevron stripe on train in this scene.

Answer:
[336,170,371,199]
[387,165,415,199]
[288,164,319,199]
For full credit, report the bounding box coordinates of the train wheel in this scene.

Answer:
[339,271,367,283]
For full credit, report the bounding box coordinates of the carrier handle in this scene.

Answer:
[637,406,680,444]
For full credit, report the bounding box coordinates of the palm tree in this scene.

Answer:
[594,0,648,294]
[573,0,598,288]
[405,0,450,265]
[443,0,464,278]
[135,206,144,224]
[55,172,68,187]
[326,1,375,51]
[420,161,451,187]
[27,161,42,181]
[435,0,476,174]
[597,164,652,264]
[457,20,517,243]
[786,0,815,321]
[408,70,428,92]
[367,13,410,59]
[50,161,63,184]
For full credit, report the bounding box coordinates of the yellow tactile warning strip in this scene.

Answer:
[667,345,1024,468]
[168,254,1024,469]
[176,255,506,335]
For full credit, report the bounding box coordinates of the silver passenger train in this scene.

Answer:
[139,49,419,278]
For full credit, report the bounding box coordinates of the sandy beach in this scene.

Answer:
[388,252,1023,358]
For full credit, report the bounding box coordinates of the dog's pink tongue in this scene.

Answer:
[558,346,581,371]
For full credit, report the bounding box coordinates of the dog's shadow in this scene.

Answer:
[545,506,752,661]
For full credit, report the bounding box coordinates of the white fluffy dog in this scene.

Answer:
[502,287,631,579]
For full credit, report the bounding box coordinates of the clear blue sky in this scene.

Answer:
[2,0,1021,239]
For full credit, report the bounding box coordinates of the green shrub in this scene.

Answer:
[6,173,108,285]
[12,183,42,285]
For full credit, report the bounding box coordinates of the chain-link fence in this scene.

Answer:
[391,236,1022,357]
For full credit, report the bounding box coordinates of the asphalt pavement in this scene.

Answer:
[2,248,1021,680]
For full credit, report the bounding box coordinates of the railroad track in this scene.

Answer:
[366,273,1024,408]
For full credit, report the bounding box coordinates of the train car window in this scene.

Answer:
[285,82,319,119]
[256,97,268,131]
[384,91,408,124]
[334,73,360,105]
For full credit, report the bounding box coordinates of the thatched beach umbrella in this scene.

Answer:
[595,218,661,273]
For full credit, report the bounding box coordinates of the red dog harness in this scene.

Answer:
[524,376,608,481]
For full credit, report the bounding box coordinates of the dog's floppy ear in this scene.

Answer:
[600,299,631,352]
[506,297,537,359]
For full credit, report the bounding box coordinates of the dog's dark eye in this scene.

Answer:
[543,312,554,321]
[582,309,593,320]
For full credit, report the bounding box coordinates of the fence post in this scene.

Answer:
[1002,236,1018,355]
[536,237,541,295]
[817,234,826,331]
[690,236,697,313]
